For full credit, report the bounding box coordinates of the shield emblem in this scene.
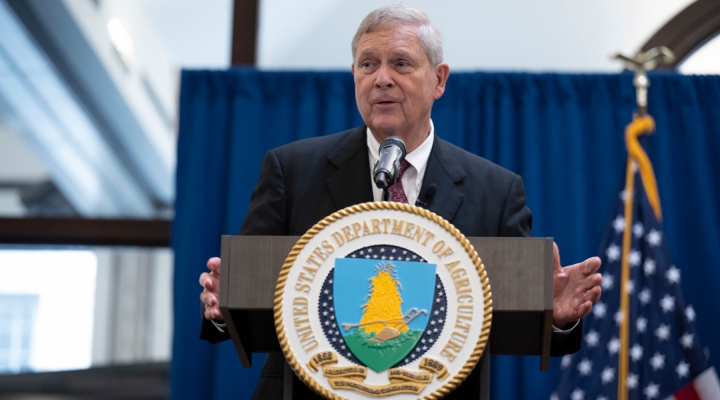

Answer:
[333,257,437,372]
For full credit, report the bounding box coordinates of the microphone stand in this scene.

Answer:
[382,188,391,202]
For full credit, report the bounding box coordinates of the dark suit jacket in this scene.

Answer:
[200,126,581,398]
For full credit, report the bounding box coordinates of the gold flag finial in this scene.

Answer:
[611,47,676,115]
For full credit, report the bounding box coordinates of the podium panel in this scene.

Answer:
[219,236,553,373]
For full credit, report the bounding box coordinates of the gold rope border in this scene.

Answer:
[273,202,493,400]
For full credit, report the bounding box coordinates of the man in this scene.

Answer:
[199,3,602,398]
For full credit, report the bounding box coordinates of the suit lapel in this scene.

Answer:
[326,127,374,210]
[326,129,466,218]
[420,136,466,222]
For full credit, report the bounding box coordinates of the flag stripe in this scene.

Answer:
[674,383,701,400]
[694,367,720,400]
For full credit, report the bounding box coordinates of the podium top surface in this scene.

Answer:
[220,236,553,313]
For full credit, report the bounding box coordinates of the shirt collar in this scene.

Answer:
[366,120,435,172]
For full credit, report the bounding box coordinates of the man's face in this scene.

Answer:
[352,25,449,142]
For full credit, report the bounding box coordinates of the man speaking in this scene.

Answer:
[198,3,602,398]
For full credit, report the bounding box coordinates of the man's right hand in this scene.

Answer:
[200,257,222,321]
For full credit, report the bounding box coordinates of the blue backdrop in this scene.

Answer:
[171,70,720,400]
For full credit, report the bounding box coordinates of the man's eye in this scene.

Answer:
[362,62,372,68]
[397,61,409,67]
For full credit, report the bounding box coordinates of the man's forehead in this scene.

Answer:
[355,25,423,55]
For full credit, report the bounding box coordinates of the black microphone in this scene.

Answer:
[373,136,407,190]
[415,183,437,208]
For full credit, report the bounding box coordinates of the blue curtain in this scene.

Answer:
[172,69,720,400]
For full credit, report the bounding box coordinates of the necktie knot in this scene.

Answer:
[389,160,411,203]
[396,159,410,179]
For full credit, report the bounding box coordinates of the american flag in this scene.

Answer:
[554,162,720,399]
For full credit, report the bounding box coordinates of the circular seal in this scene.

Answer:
[275,202,492,399]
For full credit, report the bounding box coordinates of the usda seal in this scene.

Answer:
[274,202,492,399]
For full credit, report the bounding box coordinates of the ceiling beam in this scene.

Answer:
[231,0,259,65]
[0,217,171,247]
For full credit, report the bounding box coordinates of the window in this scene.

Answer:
[0,294,38,373]
[0,250,96,372]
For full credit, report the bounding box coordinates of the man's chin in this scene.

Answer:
[368,118,404,137]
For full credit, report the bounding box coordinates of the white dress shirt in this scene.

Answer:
[367,120,435,205]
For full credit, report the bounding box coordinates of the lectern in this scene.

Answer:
[219,236,553,400]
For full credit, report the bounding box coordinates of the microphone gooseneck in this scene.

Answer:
[373,136,407,191]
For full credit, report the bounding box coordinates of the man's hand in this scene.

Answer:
[200,257,223,321]
[552,242,602,328]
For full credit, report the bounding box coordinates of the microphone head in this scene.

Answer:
[374,171,392,189]
[373,136,407,190]
[380,136,406,159]
[426,183,438,198]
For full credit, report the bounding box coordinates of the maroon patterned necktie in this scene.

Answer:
[388,160,411,203]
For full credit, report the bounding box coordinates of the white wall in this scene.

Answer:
[257,0,694,72]
[92,247,174,366]
[136,0,233,69]
[72,0,710,75]
[0,121,47,183]
[63,0,233,129]
[67,0,713,74]
[62,0,176,164]
[0,120,48,216]
[679,34,720,75]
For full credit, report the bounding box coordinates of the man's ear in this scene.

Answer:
[351,63,356,76]
[433,63,450,100]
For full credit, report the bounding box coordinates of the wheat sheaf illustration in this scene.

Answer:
[359,262,406,335]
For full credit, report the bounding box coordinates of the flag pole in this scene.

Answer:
[611,47,674,400]
[618,142,635,400]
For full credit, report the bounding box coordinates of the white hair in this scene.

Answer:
[351,3,443,66]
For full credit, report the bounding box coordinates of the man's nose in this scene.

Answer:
[374,65,395,89]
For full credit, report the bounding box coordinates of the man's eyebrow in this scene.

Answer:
[357,48,415,60]
[390,49,413,58]
[356,48,379,58]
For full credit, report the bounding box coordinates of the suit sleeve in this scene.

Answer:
[499,174,583,356]
[199,303,230,343]
[200,150,289,343]
[498,175,533,238]
[239,150,289,235]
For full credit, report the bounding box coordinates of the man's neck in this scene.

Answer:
[369,120,431,153]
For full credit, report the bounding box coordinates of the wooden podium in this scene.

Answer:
[219,236,554,400]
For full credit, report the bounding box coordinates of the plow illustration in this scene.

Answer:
[341,308,427,343]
